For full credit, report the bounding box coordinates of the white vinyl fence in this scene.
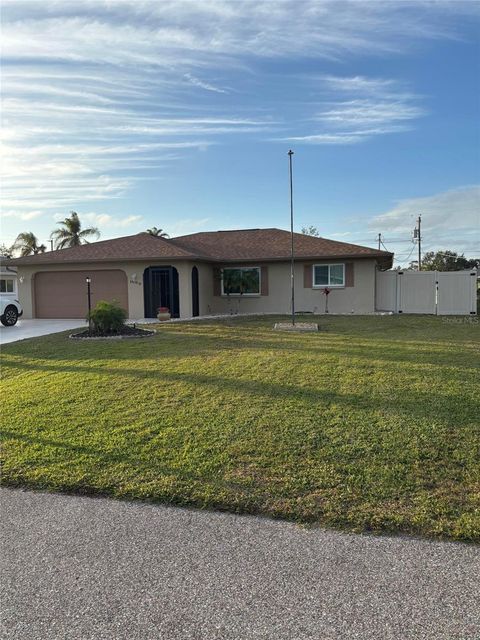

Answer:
[376,269,477,315]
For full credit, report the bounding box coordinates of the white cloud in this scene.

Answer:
[329,231,353,238]
[1,210,44,221]
[169,217,212,236]
[184,73,228,94]
[3,1,475,65]
[372,185,480,233]
[321,75,397,94]
[277,132,367,145]
[82,213,143,229]
[316,100,424,127]
[279,74,424,144]
[371,186,480,259]
[1,0,478,227]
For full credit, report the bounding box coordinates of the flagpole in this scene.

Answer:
[288,149,295,326]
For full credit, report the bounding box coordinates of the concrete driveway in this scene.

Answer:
[0,319,85,344]
[1,488,478,640]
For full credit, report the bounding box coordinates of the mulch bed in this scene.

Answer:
[70,326,155,340]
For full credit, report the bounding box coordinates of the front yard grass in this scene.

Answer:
[1,315,479,541]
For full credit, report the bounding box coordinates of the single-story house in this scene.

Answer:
[6,228,393,319]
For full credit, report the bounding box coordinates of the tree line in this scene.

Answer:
[1,212,169,258]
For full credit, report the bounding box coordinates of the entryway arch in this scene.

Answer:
[143,266,179,318]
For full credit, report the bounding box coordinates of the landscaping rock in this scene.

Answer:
[274,322,318,332]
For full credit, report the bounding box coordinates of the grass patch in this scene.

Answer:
[1,314,479,541]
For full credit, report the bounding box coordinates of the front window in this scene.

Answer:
[222,267,260,295]
[313,264,345,287]
[0,278,15,293]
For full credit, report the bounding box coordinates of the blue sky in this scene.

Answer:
[1,0,479,266]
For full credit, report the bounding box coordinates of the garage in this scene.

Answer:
[34,270,128,318]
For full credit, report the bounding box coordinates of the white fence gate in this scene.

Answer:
[376,269,477,315]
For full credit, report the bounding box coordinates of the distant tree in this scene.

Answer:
[146,227,169,238]
[409,250,479,272]
[51,211,100,249]
[0,243,13,258]
[301,226,320,237]
[12,232,46,257]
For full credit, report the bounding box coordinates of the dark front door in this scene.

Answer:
[191,266,199,317]
[143,267,179,318]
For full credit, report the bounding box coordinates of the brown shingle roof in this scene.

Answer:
[6,228,393,266]
[6,232,200,265]
[173,228,392,263]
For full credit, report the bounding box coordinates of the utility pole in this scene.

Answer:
[417,215,422,270]
[288,149,295,326]
[378,233,381,250]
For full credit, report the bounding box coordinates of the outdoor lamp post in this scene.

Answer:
[86,276,92,332]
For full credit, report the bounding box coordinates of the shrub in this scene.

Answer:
[87,300,127,334]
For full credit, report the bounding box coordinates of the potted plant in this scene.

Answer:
[157,306,171,321]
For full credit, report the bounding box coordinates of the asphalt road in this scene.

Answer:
[1,488,479,640]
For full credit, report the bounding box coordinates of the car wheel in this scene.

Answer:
[1,306,19,326]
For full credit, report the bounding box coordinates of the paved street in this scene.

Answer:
[1,488,479,640]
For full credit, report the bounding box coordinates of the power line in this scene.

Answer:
[394,243,417,265]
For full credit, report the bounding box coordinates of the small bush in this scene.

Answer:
[87,300,127,334]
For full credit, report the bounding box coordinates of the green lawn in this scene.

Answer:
[1,315,479,541]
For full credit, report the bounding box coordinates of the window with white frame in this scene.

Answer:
[313,264,345,287]
[0,278,15,293]
[221,267,260,295]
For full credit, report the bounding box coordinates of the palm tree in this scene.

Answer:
[12,232,46,257]
[51,211,100,249]
[146,227,169,238]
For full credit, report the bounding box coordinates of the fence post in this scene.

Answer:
[397,271,403,314]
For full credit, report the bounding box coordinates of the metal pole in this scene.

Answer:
[86,277,92,331]
[417,215,422,271]
[288,149,295,325]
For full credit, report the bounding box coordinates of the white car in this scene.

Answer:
[0,295,23,326]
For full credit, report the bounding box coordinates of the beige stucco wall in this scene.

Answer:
[16,258,377,319]
[16,260,196,319]
[194,262,215,316]
[208,259,377,315]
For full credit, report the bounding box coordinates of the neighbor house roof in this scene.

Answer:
[6,228,393,267]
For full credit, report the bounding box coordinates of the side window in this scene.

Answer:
[0,279,15,293]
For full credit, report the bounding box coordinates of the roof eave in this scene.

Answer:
[209,253,393,264]
[7,254,210,267]
[7,252,393,268]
